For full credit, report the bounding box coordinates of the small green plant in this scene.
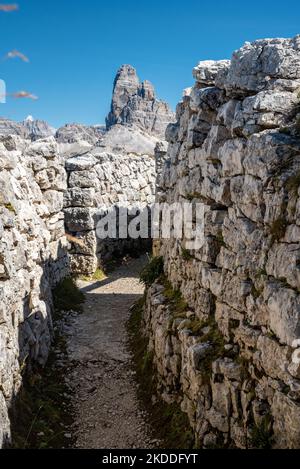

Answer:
[79,268,106,282]
[236,356,251,381]
[250,415,273,449]
[255,268,267,278]
[141,350,154,373]
[215,233,226,248]
[251,284,263,299]
[185,192,202,202]
[1,202,16,214]
[127,297,194,449]
[285,170,300,197]
[196,318,226,381]
[295,115,300,135]
[208,158,221,166]
[181,247,194,261]
[139,256,164,287]
[269,217,287,242]
[267,330,277,340]
[162,279,188,315]
[52,277,85,314]
[189,318,205,335]
[279,126,291,135]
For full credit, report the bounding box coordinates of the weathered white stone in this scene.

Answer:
[266,286,300,346]
[193,60,230,86]
[142,35,300,449]
[272,391,300,448]
[0,136,69,446]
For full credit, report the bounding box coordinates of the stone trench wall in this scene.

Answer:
[142,35,300,448]
[0,134,157,445]
[64,150,156,274]
[0,136,69,446]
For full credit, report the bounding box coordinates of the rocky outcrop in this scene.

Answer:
[106,64,175,138]
[55,123,106,145]
[22,116,56,141]
[0,118,28,139]
[0,116,55,141]
[98,125,160,157]
[142,35,300,448]
[0,136,69,446]
[0,117,55,141]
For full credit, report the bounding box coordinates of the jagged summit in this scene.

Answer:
[22,117,56,140]
[106,64,175,138]
[0,116,55,141]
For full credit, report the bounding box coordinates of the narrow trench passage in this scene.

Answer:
[64,256,159,449]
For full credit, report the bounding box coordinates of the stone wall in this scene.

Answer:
[0,136,69,446]
[64,150,156,274]
[142,36,300,448]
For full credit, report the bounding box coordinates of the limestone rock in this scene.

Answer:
[22,115,56,141]
[142,34,300,449]
[0,136,69,446]
[0,116,55,141]
[55,123,105,145]
[193,60,230,86]
[106,64,175,138]
[217,36,300,96]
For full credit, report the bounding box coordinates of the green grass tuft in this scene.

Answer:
[269,217,287,242]
[139,256,164,287]
[127,297,194,449]
[250,415,273,449]
[162,278,188,315]
[0,202,16,214]
[181,247,194,261]
[79,268,107,282]
[285,170,300,197]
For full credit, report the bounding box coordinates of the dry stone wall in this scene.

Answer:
[143,36,300,448]
[0,136,69,446]
[0,132,157,446]
[0,63,173,447]
[64,150,156,274]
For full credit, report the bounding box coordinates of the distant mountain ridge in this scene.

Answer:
[0,116,55,141]
[0,64,175,157]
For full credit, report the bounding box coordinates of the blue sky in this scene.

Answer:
[0,0,299,128]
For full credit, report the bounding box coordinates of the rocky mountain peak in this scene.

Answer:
[138,80,155,100]
[22,116,56,141]
[106,64,175,138]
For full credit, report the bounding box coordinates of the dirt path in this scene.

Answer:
[65,256,158,449]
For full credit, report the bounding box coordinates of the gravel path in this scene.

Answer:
[66,256,158,449]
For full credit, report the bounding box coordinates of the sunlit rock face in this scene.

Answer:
[55,123,106,146]
[142,35,300,449]
[106,64,175,139]
[0,136,69,447]
[22,116,56,141]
